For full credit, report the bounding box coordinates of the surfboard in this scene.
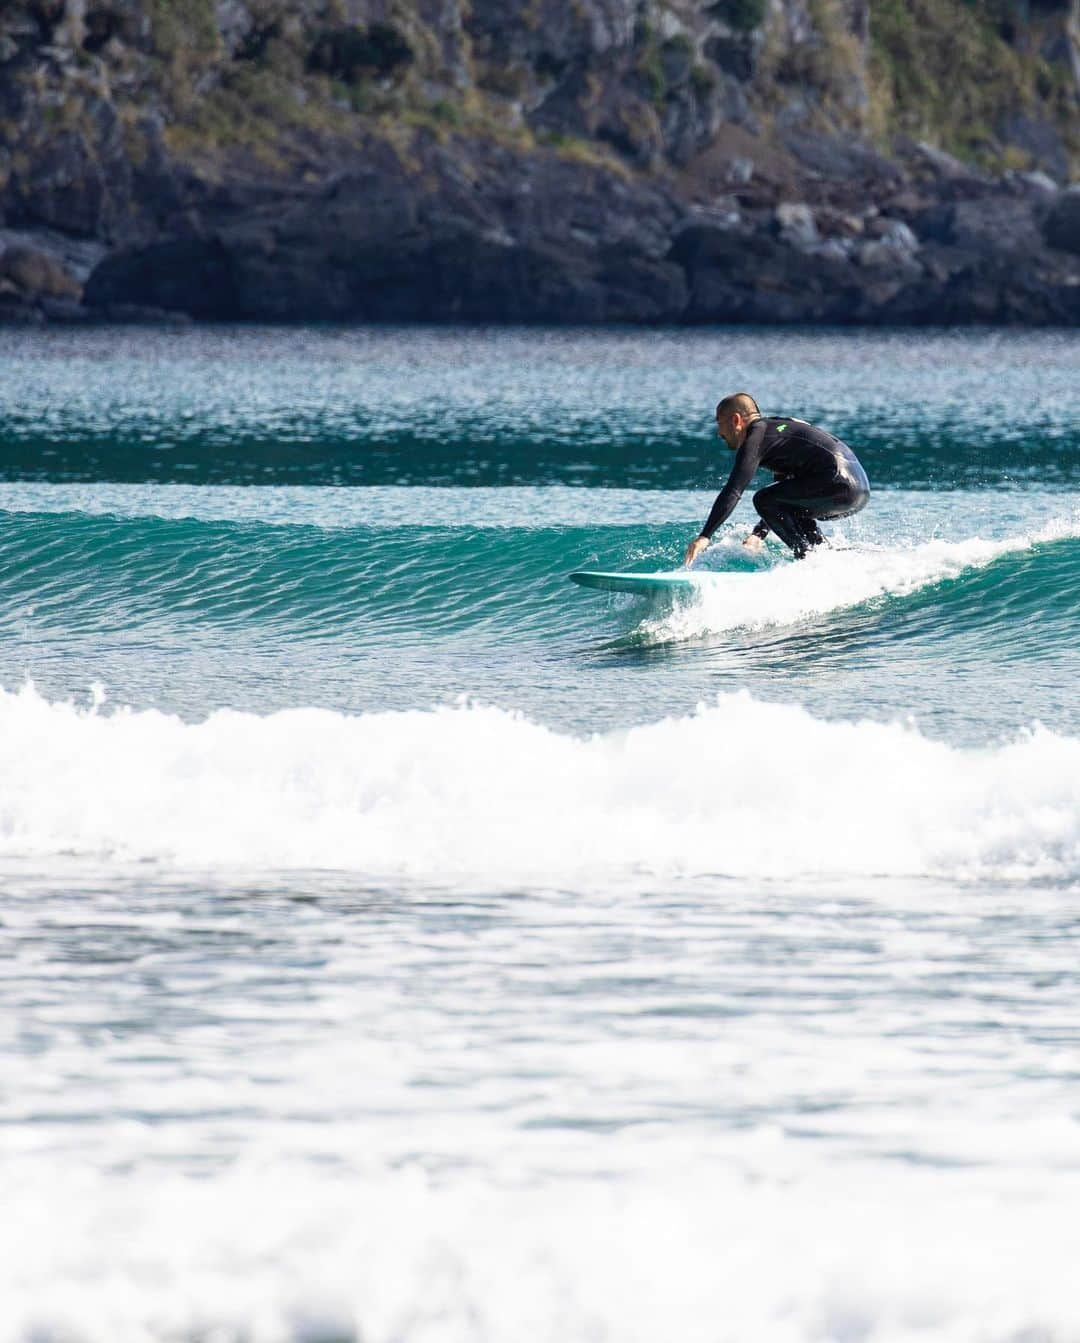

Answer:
[568,570,700,595]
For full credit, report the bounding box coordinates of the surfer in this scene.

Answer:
[684,393,870,565]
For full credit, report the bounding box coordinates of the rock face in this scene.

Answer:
[1,0,1079,325]
[84,146,689,322]
[1045,186,1080,255]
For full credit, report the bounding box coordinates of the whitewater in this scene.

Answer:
[2,325,1079,1343]
[2,685,1079,883]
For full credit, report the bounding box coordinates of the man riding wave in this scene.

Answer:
[684,393,870,566]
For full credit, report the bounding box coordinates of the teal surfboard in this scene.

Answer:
[569,570,700,595]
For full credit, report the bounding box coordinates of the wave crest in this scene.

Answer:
[636,521,1080,643]
[1,685,1077,884]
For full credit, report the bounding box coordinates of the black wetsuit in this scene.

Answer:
[699,416,870,558]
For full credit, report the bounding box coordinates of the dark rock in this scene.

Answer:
[705,33,758,81]
[950,197,1044,255]
[85,237,240,317]
[39,296,92,321]
[918,242,982,284]
[883,255,1080,325]
[781,130,902,189]
[662,83,731,167]
[307,23,415,82]
[7,128,108,236]
[660,37,694,87]
[596,247,688,321]
[96,302,195,324]
[79,142,688,325]
[912,203,955,245]
[1,75,136,240]
[668,222,746,271]
[914,197,1044,255]
[1044,187,1080,255]
[671,225,868,323]
[0,298,44,324]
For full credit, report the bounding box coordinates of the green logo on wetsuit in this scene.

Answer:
[776,423,787,432]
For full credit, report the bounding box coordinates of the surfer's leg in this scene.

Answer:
[753,471,868,558]
[752,487,812,556]
[792,510,825,549]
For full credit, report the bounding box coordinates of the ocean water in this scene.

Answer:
[2,325,1079,1342]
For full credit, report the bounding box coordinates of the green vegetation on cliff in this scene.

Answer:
[868,0,1079,172]
[0,0,1076,217]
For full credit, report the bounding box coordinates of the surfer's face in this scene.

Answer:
[716,411,741,450]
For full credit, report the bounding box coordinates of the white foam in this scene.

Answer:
[7,1155,1080,1343]
[643,516,1080,641]
[2,683,1077,884]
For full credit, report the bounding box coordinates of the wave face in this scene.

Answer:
[1,487,1076,639]
[1,485,1077,744]
[2,326,1078,487]
[2,684,1077,883]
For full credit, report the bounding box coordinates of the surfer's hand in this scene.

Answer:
[684,536,709,568]
[742,533,764,553]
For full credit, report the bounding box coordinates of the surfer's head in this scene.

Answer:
[715,393,760,450]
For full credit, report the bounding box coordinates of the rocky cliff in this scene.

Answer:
[2,0,1079,324]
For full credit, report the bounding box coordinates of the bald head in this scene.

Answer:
[715,392,760,450]
[715,392,760,421]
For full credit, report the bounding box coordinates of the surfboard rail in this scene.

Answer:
[568,570,699,595]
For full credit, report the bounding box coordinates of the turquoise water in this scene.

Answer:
[2,326,1080,1341]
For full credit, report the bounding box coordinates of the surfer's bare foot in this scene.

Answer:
[742,533,764,553]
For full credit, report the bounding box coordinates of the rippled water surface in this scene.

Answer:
[2,326,1079,1342]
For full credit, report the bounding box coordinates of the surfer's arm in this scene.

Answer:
[697,440,762,540]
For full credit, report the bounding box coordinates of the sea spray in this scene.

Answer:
[637,519,1080,643]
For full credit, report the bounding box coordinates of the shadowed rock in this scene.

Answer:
[1044,187,1080,255]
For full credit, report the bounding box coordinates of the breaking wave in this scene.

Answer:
[634,520,1080,643]
[1,684,1077,884]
